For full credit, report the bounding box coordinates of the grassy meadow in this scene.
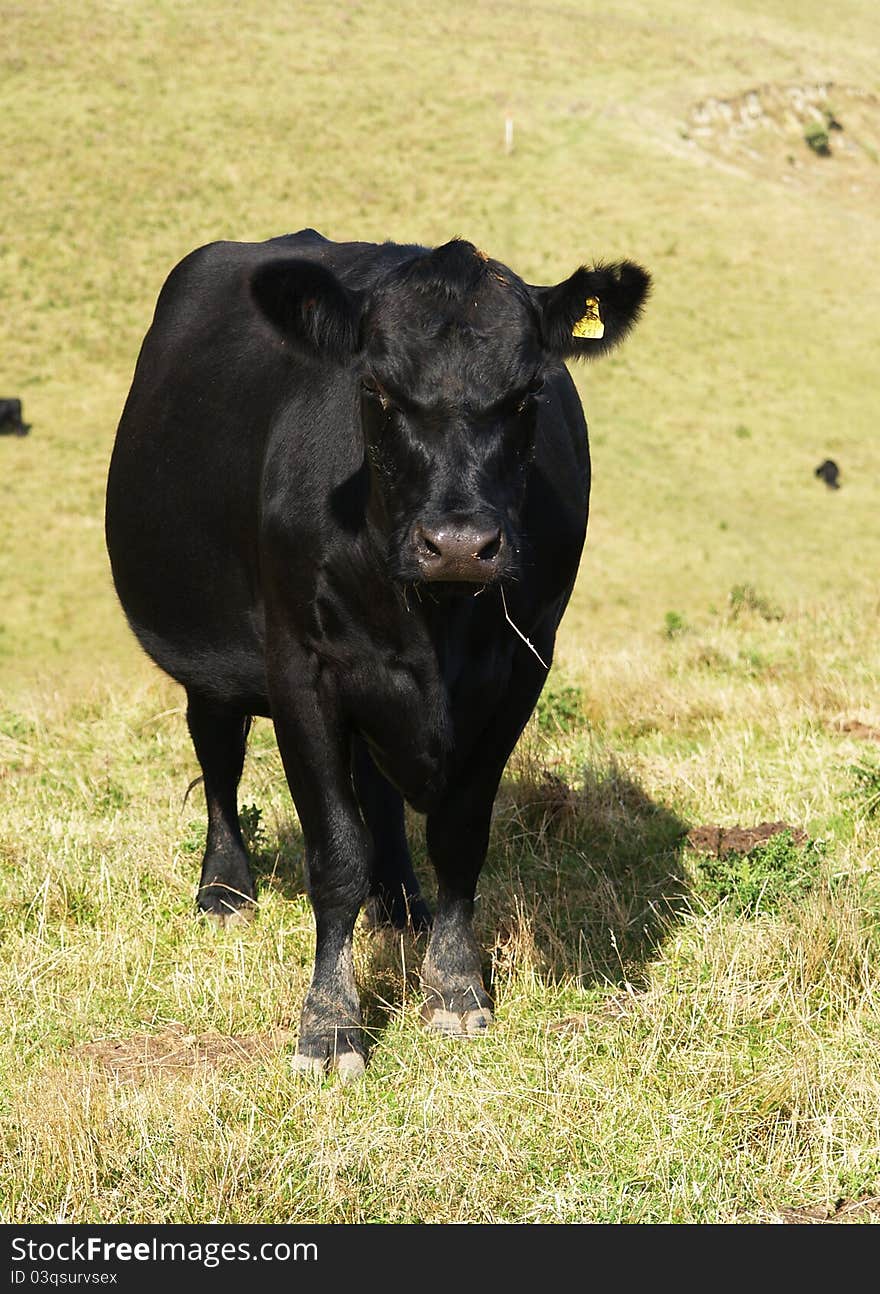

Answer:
[1,0,879,1223]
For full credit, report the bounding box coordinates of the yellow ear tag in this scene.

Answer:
[572,297,604,340]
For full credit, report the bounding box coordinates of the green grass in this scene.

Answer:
[2,0,880,1224]
[691,831,825,915]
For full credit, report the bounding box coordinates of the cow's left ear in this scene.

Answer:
[530,261,651,360]
[250,259,364,363]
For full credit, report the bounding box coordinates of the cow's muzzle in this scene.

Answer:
[411,520,505,583]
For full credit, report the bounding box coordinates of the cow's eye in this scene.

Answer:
[362,377,391,411]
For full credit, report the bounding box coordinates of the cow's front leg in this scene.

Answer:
[422,801,495,1035]
[268,651,370,1081]
[422,646,550,1036]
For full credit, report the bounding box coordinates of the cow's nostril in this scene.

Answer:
[477,531,503,562]
[414,526,442,559]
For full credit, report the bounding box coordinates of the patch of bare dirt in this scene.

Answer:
[686,821,806,857]
[75,1024,296,1081]
[837,719,880,743]
[779,1196,880,1224]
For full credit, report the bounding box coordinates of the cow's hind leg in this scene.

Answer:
[186,692,256,924]
[352,738,431,932]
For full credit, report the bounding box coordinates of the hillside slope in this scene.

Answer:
[0,0,877,688]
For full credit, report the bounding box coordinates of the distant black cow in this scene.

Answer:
[0,398,30,435]
[815,459,840,489]
[106,230,650,1079]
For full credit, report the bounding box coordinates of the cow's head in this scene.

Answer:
[252,240,650,587]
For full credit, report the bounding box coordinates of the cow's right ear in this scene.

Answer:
[250,259,364,363]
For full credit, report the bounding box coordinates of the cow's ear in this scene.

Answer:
[250,259,364,363]
[530,261,651,360]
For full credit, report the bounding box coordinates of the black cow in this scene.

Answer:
[106,230,650,1079]
[815,458,840,489]
[0,398,30,435]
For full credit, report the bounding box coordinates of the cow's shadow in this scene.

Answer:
[477,758,690,990]
[245,748,691,1051]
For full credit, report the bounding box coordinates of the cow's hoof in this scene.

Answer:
[421,990,494,1037]
[290,1050,366,1083]
[290,1048,366,1083]
[197,879,256,926]
[291,1028,366,1082]
[290,1051,324,1078]
[334,1051,366,1083]
[198,900,256,928]
[423,1006,494,1035]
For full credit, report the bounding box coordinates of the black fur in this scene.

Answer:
[250,259,364,362]
[815,459,840,489]
[0,398,30,436]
